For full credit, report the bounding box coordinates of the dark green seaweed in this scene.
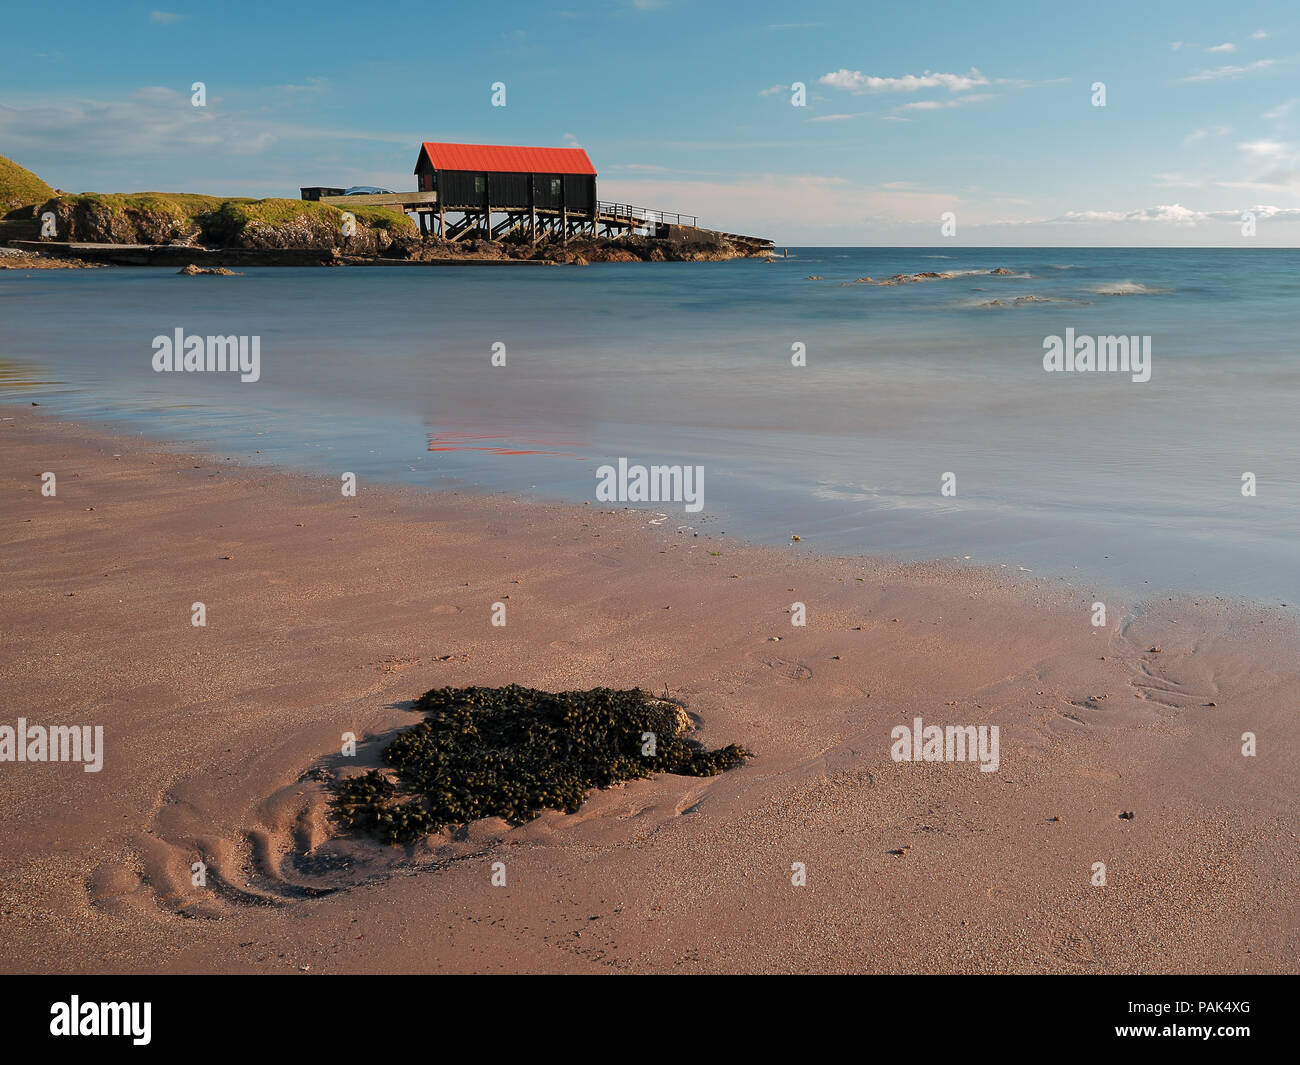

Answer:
[331,684,750,844]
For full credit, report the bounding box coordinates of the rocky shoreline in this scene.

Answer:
[0,246,103,270]
[3,189,770,268]
[6,231,766,269]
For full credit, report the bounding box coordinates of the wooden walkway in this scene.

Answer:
[314,191,772,249]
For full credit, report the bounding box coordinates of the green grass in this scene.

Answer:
[55,191,229,218]
[349,204,418,234]
[207,197,414,235]
[0,155,56,214]
[332,685,751,845]
[1,154,417,239]
[41,191,416,239]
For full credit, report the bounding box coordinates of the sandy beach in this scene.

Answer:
[1,407,1295,974]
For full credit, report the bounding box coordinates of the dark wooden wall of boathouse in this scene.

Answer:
[414,144,596,213]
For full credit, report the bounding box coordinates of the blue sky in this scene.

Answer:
[2,0,1297,244]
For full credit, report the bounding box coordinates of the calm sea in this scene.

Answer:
[3,247,1298,603]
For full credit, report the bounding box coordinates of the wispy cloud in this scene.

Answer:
[1017,204,1300,225]
[149,11,181,24]
[1238,139,1290,161]
[1181,59,1276,82]
[898,94,993,112]
[0,88,416,195]
[819,67,988,93]
[1183,125,1230,144]
[1206,42,1236,54]
[1154,171,1204,188]
[599,172,963,238]
[1198,131,1298,190]
[1225,138,1300,189]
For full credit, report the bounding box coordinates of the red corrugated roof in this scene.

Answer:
[417,142,596,176]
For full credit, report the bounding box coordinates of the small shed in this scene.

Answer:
[414,142,597,214]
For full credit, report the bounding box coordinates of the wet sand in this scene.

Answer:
[1,409,1296,973]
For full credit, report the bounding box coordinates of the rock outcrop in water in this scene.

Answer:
[177,264,239,276]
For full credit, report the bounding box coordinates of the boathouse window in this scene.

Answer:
[550,178,562,198]
[474,175,485,196]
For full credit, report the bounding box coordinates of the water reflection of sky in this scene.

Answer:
[3,249,1299,605]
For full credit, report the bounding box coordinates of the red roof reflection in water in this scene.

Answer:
[427,430,588,459]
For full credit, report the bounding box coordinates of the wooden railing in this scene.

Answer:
[597,201,698,227]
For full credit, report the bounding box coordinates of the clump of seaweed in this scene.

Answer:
[331,684,751,845]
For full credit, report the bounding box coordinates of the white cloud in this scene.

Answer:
[1263,100,1294,120]
[1057,204,1204,224]
[149,11,181,24]
[818,67,988,93]
[758,84,787,97]
[1207,43,1236,53]
[0,90,415,196]
[599,172,963,239]
[1181,59,1276,82]
[1154,172,1204,187]
[1224,138,1300,190]
[1251,30,1269,40]
[1238,139,1289,160]
[898,94,993,113]
[807,113,860,122]
[1183,125,1230,144]
[1041,203,1300,225]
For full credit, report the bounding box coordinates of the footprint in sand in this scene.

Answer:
[1039,914,1097,966]
[597,598,634,621]
[744,653,814,682]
